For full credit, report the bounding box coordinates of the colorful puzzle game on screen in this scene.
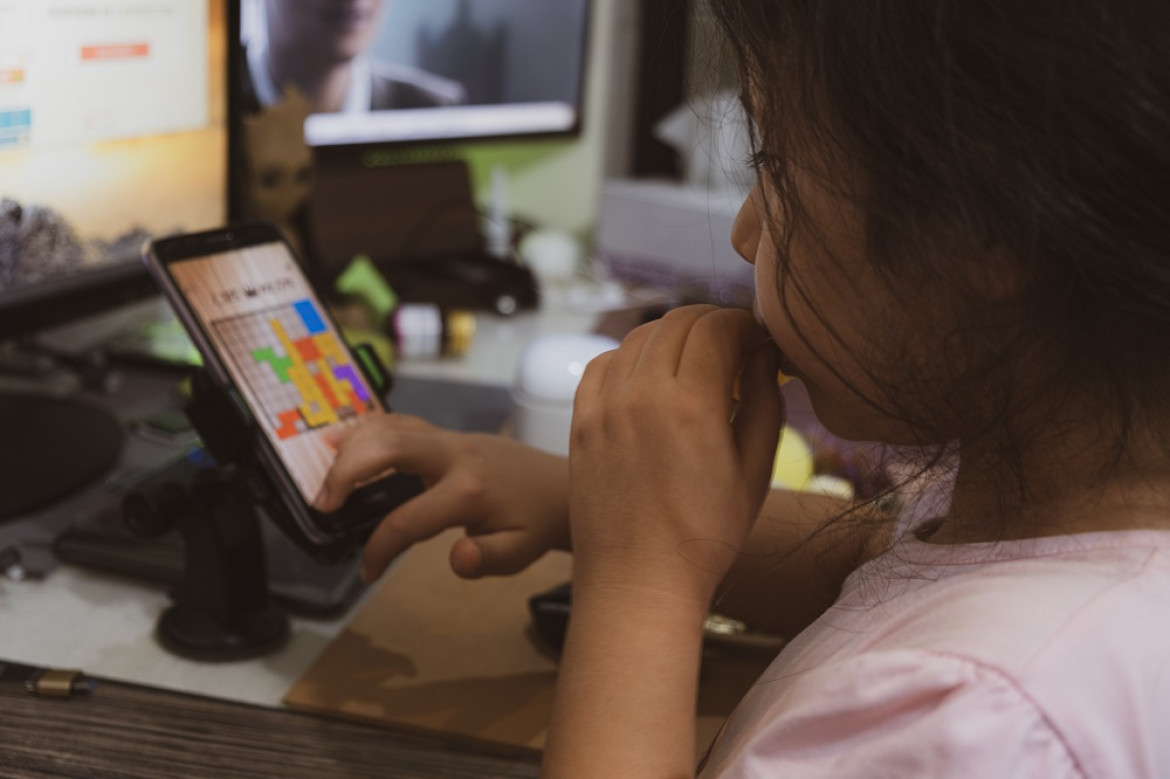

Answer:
[215,298,372,441]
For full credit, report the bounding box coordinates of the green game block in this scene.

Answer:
[253,346,294,383]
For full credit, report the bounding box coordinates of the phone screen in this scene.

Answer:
[167,241,380,504]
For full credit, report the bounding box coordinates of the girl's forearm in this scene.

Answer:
[542,586,708,778]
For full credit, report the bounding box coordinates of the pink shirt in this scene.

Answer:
[699,529,1170,777]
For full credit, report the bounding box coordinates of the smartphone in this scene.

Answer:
[142,221,422,555]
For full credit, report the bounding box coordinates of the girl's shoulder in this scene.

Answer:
[837,528,1170,667]
[845,526,1170,600]
[703,531,1170,777]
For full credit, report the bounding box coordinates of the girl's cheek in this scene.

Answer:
[754,258,788,337]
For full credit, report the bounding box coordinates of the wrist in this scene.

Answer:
[571,538,732,610]
[570,575,714,628]
[546,579,706,777]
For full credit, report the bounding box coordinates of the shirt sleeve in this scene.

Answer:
[702,649,1083,779]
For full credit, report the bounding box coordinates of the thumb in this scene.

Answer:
[733,345,786,490]
[450,530,543,579]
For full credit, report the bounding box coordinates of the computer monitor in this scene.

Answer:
[0,0,231,520]
[238,0,590,150]
[0,0,230,338]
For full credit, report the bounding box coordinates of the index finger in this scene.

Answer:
[676,308,771,406]
[315,423,450,512]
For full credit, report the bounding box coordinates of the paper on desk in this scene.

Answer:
[285,529,568,750]
[285,528,772,754]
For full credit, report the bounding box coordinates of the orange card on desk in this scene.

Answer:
[284,528,570,750]
[284,528,772,753]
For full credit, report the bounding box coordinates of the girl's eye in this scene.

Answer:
[747,150,779,173]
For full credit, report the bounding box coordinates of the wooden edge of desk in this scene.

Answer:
[0,668,541,778]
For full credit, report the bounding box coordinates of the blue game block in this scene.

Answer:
[293,299,327,335]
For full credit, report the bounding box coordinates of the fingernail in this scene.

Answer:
[313,485,331,510]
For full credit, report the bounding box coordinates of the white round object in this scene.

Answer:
[510,333,619,455]
[519,230,582,281]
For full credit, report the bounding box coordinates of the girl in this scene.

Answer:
[316,1,1170,774]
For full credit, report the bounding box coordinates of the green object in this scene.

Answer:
[351,342,393,395]
[342,327,396,373]
[252,346,293,383]
[460,139,571,191]
[335,255,397,319]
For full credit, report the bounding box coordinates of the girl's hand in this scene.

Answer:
[544,305,785,776]
[315,414,570,582]
[568,304,786,607]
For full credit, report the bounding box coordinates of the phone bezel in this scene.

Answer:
[142,221,400,548]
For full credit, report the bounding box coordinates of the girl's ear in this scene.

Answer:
[969,245,1027,301]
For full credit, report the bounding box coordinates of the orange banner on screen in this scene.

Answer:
[81,43,150,61]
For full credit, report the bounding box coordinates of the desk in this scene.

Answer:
[0,303,598,772]
[0,364,368,709]
[0,672,540,777]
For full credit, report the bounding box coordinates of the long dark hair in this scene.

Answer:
[711,1,1170,510]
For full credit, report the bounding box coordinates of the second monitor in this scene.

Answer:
[239,0,591,148]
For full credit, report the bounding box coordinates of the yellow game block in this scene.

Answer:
[314,332,346,363]
[289,363,337,427]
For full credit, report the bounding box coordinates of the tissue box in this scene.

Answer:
[594,179,754,304]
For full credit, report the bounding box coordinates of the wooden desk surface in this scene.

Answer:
[0,670,541,778]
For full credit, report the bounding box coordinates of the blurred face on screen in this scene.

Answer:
[265,0,387,65]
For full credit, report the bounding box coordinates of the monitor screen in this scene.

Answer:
[239,0,590,148]
[0,0,228,335]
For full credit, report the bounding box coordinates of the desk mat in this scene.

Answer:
[284,528,774,755]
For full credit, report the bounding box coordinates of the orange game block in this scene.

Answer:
[314,373,340,409]
[295,338,322,363]
[275,409,301,440]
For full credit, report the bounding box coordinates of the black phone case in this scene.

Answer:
[145,221,424,560]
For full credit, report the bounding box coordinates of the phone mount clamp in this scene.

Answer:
[123,460,289,662]
[122,369,294,662]
[122,344,396,662]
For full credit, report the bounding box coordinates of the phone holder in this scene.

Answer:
[123,461,289,661]
[122,343,396,661]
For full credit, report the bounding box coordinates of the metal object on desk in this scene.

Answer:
[0,661,97,699]
[25,667,97,698]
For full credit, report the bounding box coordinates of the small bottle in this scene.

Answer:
[390,303,476,360]
[484,165,512,260]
